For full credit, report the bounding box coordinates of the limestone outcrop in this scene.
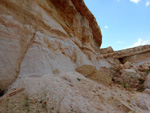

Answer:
[101,45,150,64]
[0,0,103,90]
[0,0,150,113]
[71,0,102,47]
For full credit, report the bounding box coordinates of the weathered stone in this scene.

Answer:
[99,46,114,54]
[136,65,143,71]
[71,0,102,47]
[101,45,150,65]
[0,0,150,113]
[117,64,124,70]
[76,65,112,85]
[76,65,96,77]
[123,62,133,69]
[121,69,137,74]
[116,69,141,88]
[136,96,149,111]
[144,73,150,89]
[0,0,102,89]
[107,46,114,53]
[141,63,150,71]
[143,89,150,95]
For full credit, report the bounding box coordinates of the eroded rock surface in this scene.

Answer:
[0,0,150,113]
[0,0,103,89]
[76,65,112,85]
[101,45,150,64]
[144,73,150,89]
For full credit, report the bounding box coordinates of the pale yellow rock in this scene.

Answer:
[0,0,150,113]
[118,64,124,70]
[76,65,112,85]
[123,62,133,69]
[101,45,150,65]
[0,0,102,89]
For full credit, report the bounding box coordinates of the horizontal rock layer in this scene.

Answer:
[100,45,150,64]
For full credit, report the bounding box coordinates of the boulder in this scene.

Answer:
[76,65,112,85]
[76,65,96,77]
[141,63,150,71]
[123,62,133,69]
[117,64,124,70]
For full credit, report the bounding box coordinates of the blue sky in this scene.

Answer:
[84,0,150,50]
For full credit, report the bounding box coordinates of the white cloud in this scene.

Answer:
[104,26,108,29]
[127,38,150,48]
[130,0,140,4]
[146,1,150,7]
[116,41,124,44]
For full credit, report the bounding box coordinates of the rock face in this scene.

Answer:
[101,45,150,64]
[71,0,102,47]
[99,46,114,54]
[0,0,150,113]
[0,0,103,89]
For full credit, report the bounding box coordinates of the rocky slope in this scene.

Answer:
[0,0,150,113]
[101,45,150,64]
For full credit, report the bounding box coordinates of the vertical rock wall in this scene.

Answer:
[0,0,105,89]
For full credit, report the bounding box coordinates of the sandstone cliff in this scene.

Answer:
[0,0,150,113]
[0,0,104,90]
